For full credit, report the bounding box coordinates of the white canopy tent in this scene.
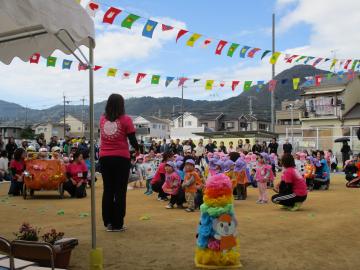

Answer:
[0,0,100,267]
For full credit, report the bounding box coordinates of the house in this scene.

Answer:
[238,114,271,132]
[300,73,360,155]
[133,116,171,140]
[33,122,67,142]
[197,113,224,131]
[170,112,205,140]
[0,123,24,140]
[275,99,304,139]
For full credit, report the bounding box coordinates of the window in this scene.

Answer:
[226,122,234,128]
[240,122,247,128]
[202,122,208,128]
[259,124,267,130]
[185,121,192,127]
[38,128,43,132]
[162,125,165,130]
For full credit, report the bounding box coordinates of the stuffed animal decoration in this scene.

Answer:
[195,174,241,268]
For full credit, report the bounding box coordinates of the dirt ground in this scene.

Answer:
[0,174,359,270]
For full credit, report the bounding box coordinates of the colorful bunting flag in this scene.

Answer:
[62,60,72,69]
[239,46,251,58]
[193,79,201,83]
[351,60,359,71]
[243,81,252,91]
[227,43,239,57]
[186,33,202,47]
[202,39,212,48]
[205,80,214,90]
[261,50,271,60]
[330,59,338,70]
[107,68,117,77]
[324,58,331,62]
[78,63,88,71]
[269,52,281,64]
[295,56,307,63]
[46,56,57,67]
[326,73,334,79]
[312,57,323,67]
[176,29,189,42]
[285,55,299,63]
[29,53,40,64]
[268,79,277,92]
[292,78,300,90]
[151,75,160,85]
[122,71,131,79]
[347,70,356,80]
[103,7,122,24]
[219,81,225,87]
[93,65,102,71]
[231,81,240,91]
[136,73,147,83]
[256,81,265,92]
[86,1,100,17]
[165,77,175,87]
[162,24,174,31]
[343,59,352,69]
[337,71,344,81]
[304,56,315,65]
[304,76,314,86]
[247,48,261,58]
[215,40,228,55]
[315,75,322,86]
[142,20,158,38]
[178,77,188,87]
[121,14,140,29]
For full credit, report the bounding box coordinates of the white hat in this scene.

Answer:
[39,148,48,153]
[51,146,61,152]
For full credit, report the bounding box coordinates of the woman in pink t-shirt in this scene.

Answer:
[99,94,139,232]
[272,154,308,211]
[63,151,88,198]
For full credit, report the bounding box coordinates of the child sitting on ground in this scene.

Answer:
[272,154,308,211]
[182,159,201,212]
[304,157,316,191]
[162,161,183,209]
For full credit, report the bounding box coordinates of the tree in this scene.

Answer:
[20,126,35,140]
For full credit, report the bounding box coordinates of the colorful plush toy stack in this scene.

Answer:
[195,174,241,268]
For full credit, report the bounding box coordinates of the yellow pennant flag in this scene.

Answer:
[330,59,338,70]
[205,80,214,90]
[186,33,202,47]
[107,68,118,77]
[293,77,300,90]
[269,52,281,64]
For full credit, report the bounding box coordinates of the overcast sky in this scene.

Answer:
[0,0,359,109]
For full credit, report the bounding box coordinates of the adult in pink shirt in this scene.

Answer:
[99,94,139,232]
[63,151,88,198]
[272,154,308,210]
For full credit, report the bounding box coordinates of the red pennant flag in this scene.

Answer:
[122,71,131,79]
[86,1,100,17]
[162,24,174,31]
[176,29,188,42]
[178,77,188,87]
[315,75,322,86]
[136,73,146,84]
[29,53,40,64]
[231,81,240,91]
[202,39,212,48]
[219,81,225,87]
[103,7,122,24]
[285,54,299,63]
[343,59,352,69]
[215,40,228,55]
[268,80,277,92]
[247,48,261,58]
[93,65,102,71]
[78,63,88,71]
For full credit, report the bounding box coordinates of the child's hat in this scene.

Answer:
[26,145,36,152]
[165,161,176,169]
[51,146,61,153]
[223,159,234,172]
[39,147,48,153]
[185,159,195,165]
[175,160,183,168]
[234,158,246,172]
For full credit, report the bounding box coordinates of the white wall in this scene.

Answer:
[173,113,199,128]
[170,127,205,140]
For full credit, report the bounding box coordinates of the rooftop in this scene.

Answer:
[343,103,360,120]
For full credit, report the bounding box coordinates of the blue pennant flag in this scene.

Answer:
[62,59,73,70]
[165,76,175,87]
[239,46,251,58]
[256,81,265,92]
[142,20,158,38]
[337,71,345,81]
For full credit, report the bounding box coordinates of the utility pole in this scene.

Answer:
[271,13,276,132]
[80,97,86,136]
[181,84,184,127]
[63,95,70,138]
[248,96,255,116]
[290,104,294,145]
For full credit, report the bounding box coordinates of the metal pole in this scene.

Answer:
[181,85,184,127]
[290,104,294,145]
[271,13,275,132]
[249,96,253,115]
[316,127,319,149]
[89,41,96,250]
[81,97,85,136]
[63,95,66,138]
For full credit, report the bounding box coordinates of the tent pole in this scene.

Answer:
[89,39,103,270]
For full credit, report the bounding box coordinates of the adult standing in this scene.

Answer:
[243,139,251,153]
[0,135,5,151]
[283,139,293,154]
[160,139,169,153]
[341,141,351,167]
[252,140,262,153]
[5,137,17,161]
[261,141,268,153]
[99,94,139,232]
[194,141,205,164]
[268,138,279,155]
[237,139,243,152]
[175,139,183,155]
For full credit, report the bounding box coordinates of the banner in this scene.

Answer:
[295,56,307,63]
[285,55,299,63]
[178,77,188,87]
[215,40,228,55]
[162,24,174,31]
[330,59,338,70]
[312,57,323,67]
[142,20,158,38]
[151,75,160,85]
[103,7,122,24]
[269,52,281,64]
[227,43,239,57]
[219,81,225,87]
[343,59,352,69]
[231,81,240,91]
[121,14,140,29]
[243,81,252,91]
[86,1,100,17]
[186,33,202,47]
[292,78,300,90]
[205,80,214,90]
[165,76,175,87]
[62,60,72,69]
[94,65,102,71]
[78,63,87,71]
[46,56,57,67]
[176,29,188,42]
[351,60,359,71]
[29,53,40,64]
[239,46,251,58]
[261,50,271,60]
[247,48,261,58]
[136,73,147,83]
[107,68,117,77]
[202,39,212,48]
[304,56,315,65]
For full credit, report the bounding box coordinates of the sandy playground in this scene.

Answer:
[0,174,359,270]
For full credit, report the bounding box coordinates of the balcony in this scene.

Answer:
[301,105,342,120]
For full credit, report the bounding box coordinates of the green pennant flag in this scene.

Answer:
[151,75,160,85]
[326,73,334,79]
[227,43,240,57]
[121,14,141,29]
[295,56,307,63]
[243,81,252,91]
[351,60,359,71]
[47,56,57,67]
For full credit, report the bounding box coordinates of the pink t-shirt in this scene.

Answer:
[281,167,308,197]
[67,161,88,183]
[255,163,270,183]
[151,162,166,185]
[99,114,136,159]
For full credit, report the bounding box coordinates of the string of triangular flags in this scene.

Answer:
[78,0,360,71]
[29,53,358,91]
